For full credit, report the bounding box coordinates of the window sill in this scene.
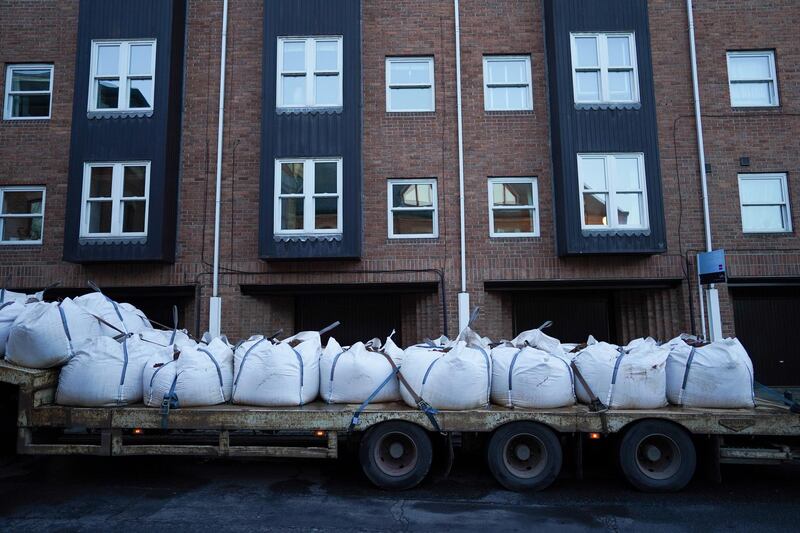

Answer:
[87,110,154,120]
[386,236,440,243]
[574,102,641,111]
[489,235,540,240]
[273,233,342,243]
[79,236,148,245]
[741,230,793,236]
[385,111,436,117]
[276,106,343,115]
[484,109,534,116]
[0,242,43,246]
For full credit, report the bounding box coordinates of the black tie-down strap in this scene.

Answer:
[160,376,180,429]
[571,360,609,434]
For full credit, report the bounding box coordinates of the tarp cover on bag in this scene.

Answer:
[57,334,173,407]
[573,337,669,409]
[232,331,322,406]
[320,334,404,404]
[74,292,151,336]
[666,337,755,408]
[491,328,575,409]
[399,327,491,410]
[5,298,104,369]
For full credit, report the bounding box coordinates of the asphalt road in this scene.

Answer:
[0,448,798,532]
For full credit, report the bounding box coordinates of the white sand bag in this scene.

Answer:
[56,334,172,407]
[5,298,104,369]
[573,338,669,409]
[232,330,322,406]
[399,327,491,410]
[0,301,23,356]
[74,289,151,336]
[666,337,755,408]
[143,350,178,408]
[320,334,404,404]
[491,327,575,408]
[171,337,234,407]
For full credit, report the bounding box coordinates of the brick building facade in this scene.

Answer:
[1,0,798,384]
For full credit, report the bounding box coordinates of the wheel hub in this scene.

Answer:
[635,433,682,481]
[373,431,419,477]
[644,444,662,462]
[515,444,531,461]
[502,434,547,479]
[389,442,405,459]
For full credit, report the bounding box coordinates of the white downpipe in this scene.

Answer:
[454,0,470,333]
[686,0,721,340]
[209,0,230,338]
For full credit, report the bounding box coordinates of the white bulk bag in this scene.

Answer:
[491,328,575,409]
[573,338,669,409]
[320,335,404,404]
[74,292,151,336]
[174,337,233,407]
[143,350,178,408]
[56,335,173,407]
[5,298,104,369]
[232,331,322,406]
[399,328,491,411]
[0,288,33,305]
[666,337,755,408]
[0,301,23,356]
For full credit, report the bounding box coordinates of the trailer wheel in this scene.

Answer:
[487,422,562,491]
[359,421,433,490]
[619,420,696,493]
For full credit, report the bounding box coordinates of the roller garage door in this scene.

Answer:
[296,293,401,346]
[731,285,800,387]
[513,290,616,344]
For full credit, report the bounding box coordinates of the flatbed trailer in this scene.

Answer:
[2,359,799,492]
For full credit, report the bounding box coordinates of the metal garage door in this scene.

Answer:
[513,290,615,344]
[296,293,402,346]
[731,286,800,387]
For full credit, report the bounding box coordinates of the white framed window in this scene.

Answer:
[274,158,342,235]
[277,37,343,108]
[738,173,791,233]
[387,179,438,239]
[727,51,779,107]
[89,40,156,112]
[80,162,150,238]
[488,178,539,237]
[570,33,639,104]
[483,56,533,111]
[577,153,648,230]
[0,187,45,244]
[386,57,435,112]
[3,64,53,120]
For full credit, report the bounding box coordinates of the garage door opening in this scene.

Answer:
[513,290,617,344]
[296,293,401,346]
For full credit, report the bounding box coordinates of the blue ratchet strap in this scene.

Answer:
[349,368,400,431]
[376,350,442,433]
[160,375,180,429]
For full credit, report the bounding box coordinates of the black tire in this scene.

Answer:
[359,421,433,490]
[619,419,696,493]
[487,422,562,491]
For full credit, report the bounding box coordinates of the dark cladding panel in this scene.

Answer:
[63,0,186,263]
[260,0,362,260]
[544,0,667,255]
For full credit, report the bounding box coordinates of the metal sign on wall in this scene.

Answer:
[699,249,727,285]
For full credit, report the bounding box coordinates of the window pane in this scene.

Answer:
[614,157,641,190]
[314,74,340,106]
[280,163,303,194]
[282,41,305,71]
[389,61,430,85]
[122,200,146,233]
[315,41,339,71]
[129,44,153,75]
[389,87,433,111]
[96,45,120,76]
[615,193,644,227]
[607,36,632,67]
[123,166,147,197]
[90,167,113,197]
[96,79,120,109]
[314,198,338,230]
[280,198,304,230]
[9,94,50,117]
[11,69,51,92]
[493,209,534,234]
[731,82,773,106]
[579,157,607,191]
[128,79,153,108]
[281,75,306,106]
[488,60,525,84]
[315,162,338,193]
[583,193,608,226]
[2,191,43,214]
[488,87,527,110]
[492,182,533,206]
[88,201,113,233]
[393,210,434,235]
[729,55,771,80]
[393,184,433,208]
[740,178,784,204]
[575,71,600,101]
[574,37,598,67]
[1,217,42,242]
[608,70,634,101]
[742,205,786,232]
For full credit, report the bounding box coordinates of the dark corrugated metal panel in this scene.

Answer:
[543,0,667,256]
[63,0,186,263]
[260,0,362,260]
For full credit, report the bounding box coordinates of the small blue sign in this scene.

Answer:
[699,249,726,285]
